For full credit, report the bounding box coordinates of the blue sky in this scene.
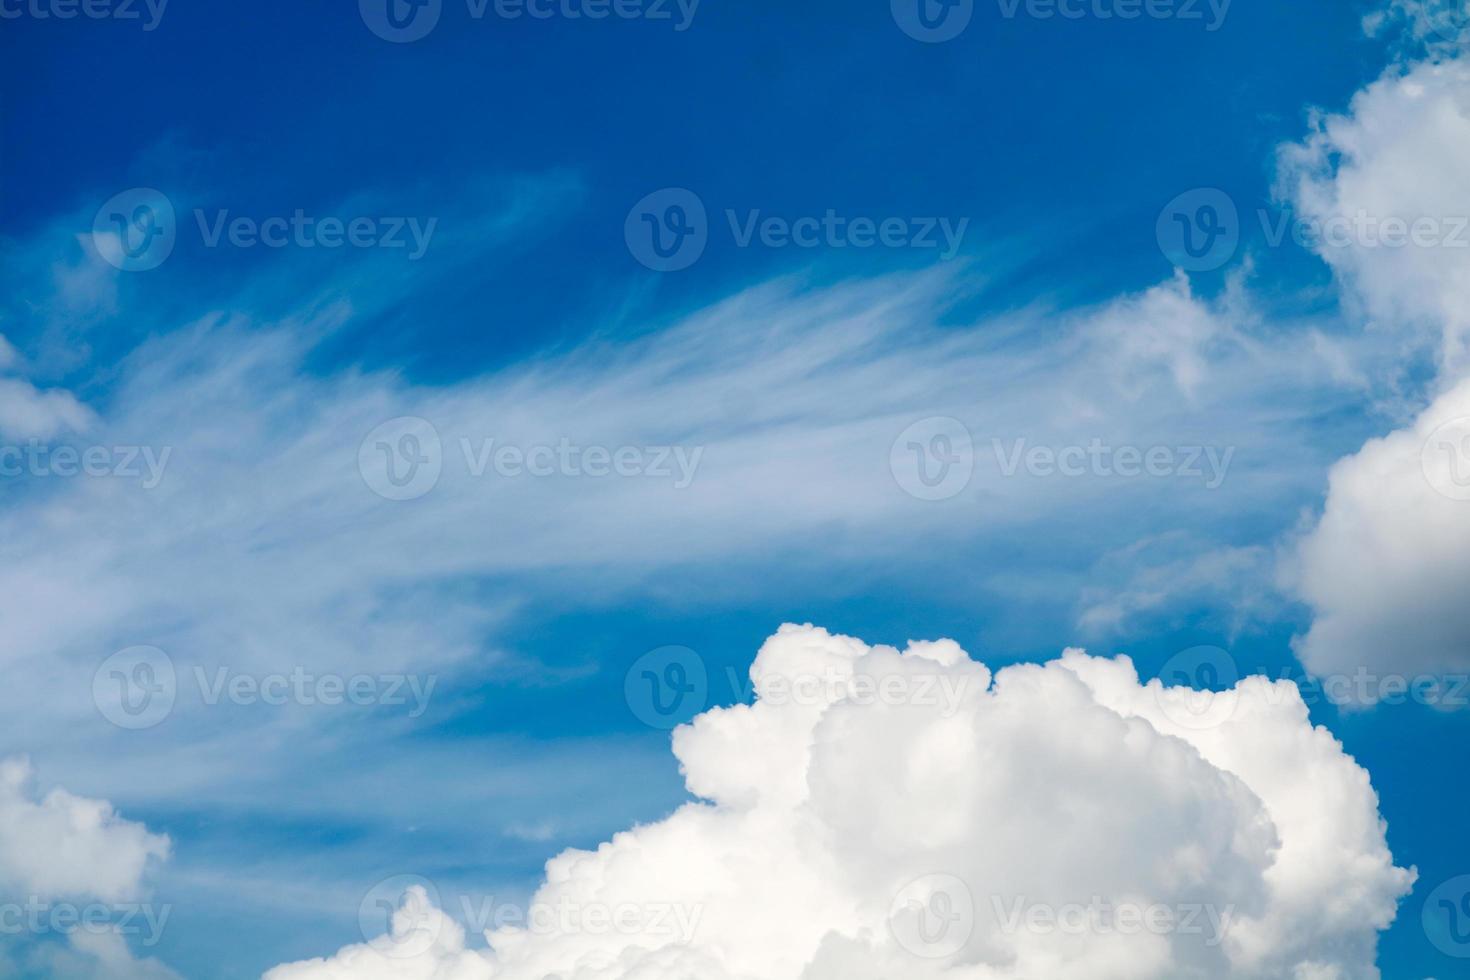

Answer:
[3,1,1470,978]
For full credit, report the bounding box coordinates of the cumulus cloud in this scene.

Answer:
[267,625,1413,980]
[1279,57,1470,374]
[1279,47,1470,690]
[0,756,169,904]
[1288,377,1470,689]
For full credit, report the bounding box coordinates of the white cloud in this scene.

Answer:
[266,625,1413,980]
[0,186,1402,972]
[1279,50,1470,689]
[1279,57,1470,375]
[28,929,185,980]
[0,756,169,904]
[0,334,94,440]
[1288,376,1470,688]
